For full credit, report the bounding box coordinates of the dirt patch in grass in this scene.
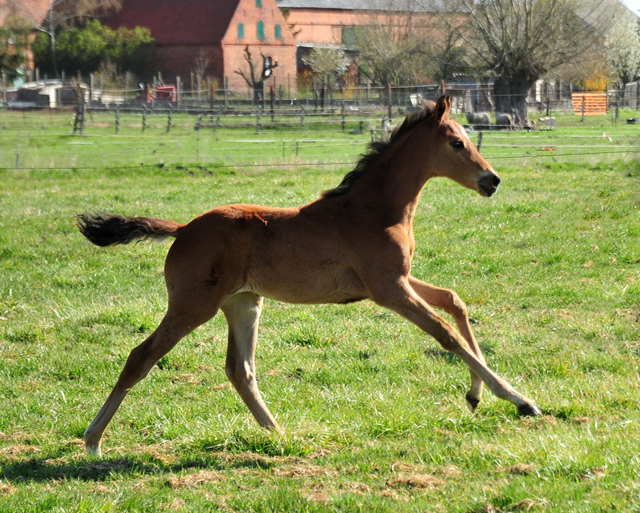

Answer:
[272,464,338,478]
[0,482,16,495]
[519,415,557,429]
[580,467,606,480]
[437,465,462,477]
[497,463,537,476]
[389,473,445,489]
[167,470,226,488]
[304,492,331,504]
[510,498,550,510]
[142,447,178,466]
[390,460,423,473]
[0,432,32,443]
[173,373,204,385]
[0,444,41,459]
[380,488,410,501]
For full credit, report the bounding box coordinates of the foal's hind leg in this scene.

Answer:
[409,276,485,412]
[84,308,217,456]
[221,292,280,432]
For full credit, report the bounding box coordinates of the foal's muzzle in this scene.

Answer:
[477,173,501,197]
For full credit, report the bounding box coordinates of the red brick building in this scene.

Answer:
[108,0,297,93]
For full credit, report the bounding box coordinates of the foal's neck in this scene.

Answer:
[351,126,433,228]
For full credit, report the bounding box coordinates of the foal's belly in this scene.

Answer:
[241,265,370,305]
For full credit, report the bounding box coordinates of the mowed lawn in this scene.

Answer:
[0,150,639,510]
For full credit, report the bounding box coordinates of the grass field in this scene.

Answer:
[0,110,640,512]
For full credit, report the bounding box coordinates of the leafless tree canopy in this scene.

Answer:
[235,45,278,101]
[40,0,121,32]
[354,9,430,87]
[192,49,211,93]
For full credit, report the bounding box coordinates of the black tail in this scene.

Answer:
[76,212,183,247]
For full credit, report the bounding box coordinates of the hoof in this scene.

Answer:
[517,403,542,417]
[84,430,102,457]
[465,392,480,413]
[85,443,102,457]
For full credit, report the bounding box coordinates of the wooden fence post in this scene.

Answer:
[224,75,228,110]
[257,105,261,134]
[176,76,181,109]
[270,85,275,122]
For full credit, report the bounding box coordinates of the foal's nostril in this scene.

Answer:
[491,176,501,187]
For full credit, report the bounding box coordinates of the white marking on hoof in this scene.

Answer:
[85,443,102,457]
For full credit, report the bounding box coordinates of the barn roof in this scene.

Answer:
[276,0,450,11]
[107,0,240,45]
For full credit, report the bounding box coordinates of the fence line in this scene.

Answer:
[1,103,638,171]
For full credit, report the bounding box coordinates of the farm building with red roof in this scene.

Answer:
[107,0,297,93]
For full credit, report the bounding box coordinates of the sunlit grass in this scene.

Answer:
[0,126,639,511]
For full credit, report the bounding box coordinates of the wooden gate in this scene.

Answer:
[571,93,607,115]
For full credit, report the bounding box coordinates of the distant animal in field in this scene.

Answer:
[496,112,513,127]
[538,116,556,129]
[76,96,541,457]
[465,111,491,127]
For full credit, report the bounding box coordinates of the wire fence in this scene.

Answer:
[5,77,638,114]
[1,103,639,172]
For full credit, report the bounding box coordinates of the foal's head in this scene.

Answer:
[422,96,501,197]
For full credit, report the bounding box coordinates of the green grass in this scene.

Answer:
[0,114,639,511]
[1,107,639,171]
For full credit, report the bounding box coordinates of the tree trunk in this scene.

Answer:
[493,73,535,128]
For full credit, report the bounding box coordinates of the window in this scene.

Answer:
[257,21,265,40]
[275,24,281,39]
[238,23,244,39]
[256,0,261,6]
[342,26,356,47]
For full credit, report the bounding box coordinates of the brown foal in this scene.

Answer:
[77,95,540,456]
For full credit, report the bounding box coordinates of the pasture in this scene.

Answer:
[0,108,639,512]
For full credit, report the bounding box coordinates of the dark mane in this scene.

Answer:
[321,106,436,199]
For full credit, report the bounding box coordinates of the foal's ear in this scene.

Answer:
[434,95,451,124]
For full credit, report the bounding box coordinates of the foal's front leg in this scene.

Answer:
[375,278,541,416]
[408,276,485,412]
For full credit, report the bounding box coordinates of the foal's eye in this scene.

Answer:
[450,140,465,151]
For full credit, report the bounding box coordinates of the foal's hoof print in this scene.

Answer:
[465,392,480,413]
[517,403,542,417]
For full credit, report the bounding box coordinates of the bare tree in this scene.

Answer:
[452,0,625,125]
[234,45,278,102]
[192,49,210,98]
[302,45,348,109]
[354,7,430,91]
[37,0,122,78]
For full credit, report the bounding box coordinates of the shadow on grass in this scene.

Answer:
[1,454,225,483]
[1,433,312,483]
